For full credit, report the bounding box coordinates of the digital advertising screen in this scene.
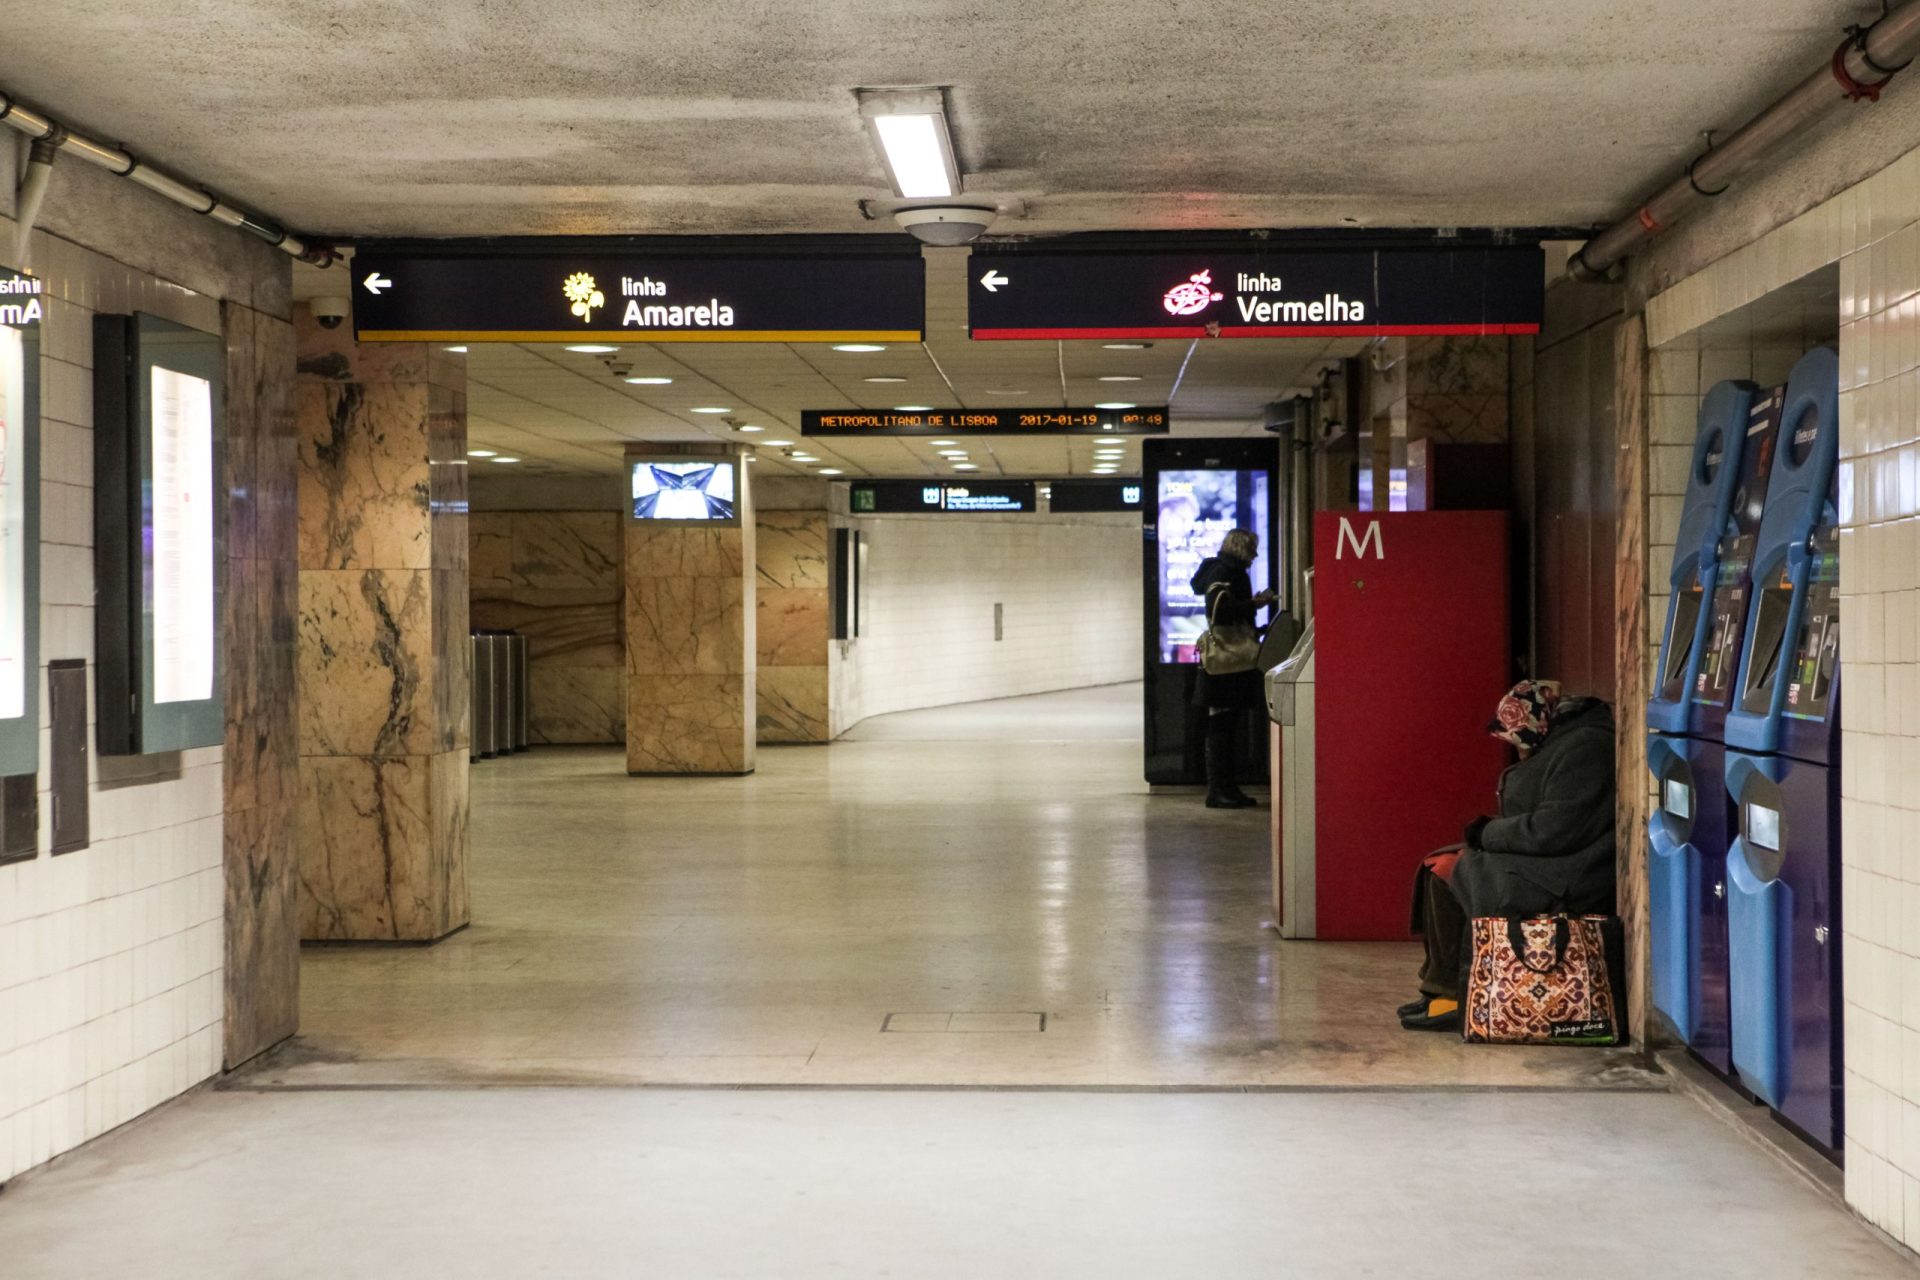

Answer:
[149,366,216,705]
[1156,468,1271,663]
[0,322,27,721]
[630,459,738,522]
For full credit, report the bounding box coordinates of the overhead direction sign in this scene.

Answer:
[850,481,1036,514]
[967,245,1542,340]
[351,249,925,343]
[802,406,1169,437]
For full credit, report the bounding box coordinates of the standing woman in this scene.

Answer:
[1190,527,1276,809]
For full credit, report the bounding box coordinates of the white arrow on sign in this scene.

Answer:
[363,272,393,296]
[979,269,1009,293]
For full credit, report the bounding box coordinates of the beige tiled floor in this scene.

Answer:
[254,685,1652,1090]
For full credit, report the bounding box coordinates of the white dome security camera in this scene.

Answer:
[311,296,350,330]
[893,203,998,246]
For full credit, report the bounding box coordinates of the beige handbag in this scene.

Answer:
[1199,583,1261,675]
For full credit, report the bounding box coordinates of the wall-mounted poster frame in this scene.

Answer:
[94,313,225,755]
[0,268,42,789]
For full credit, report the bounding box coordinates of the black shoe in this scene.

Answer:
[1206,790,1256,810]
[1399,1000,1463,1033]
[1396,994,1432,1019]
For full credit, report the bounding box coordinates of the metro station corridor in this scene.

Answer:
[265,686,1641,1090]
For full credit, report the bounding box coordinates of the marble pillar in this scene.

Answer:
[624,448,755,774]
[222,301,302,1067]
[755,508,830,743]
[295,314,471,941]
[1612,313,1652,1047]
[471,510,626,744]
[1367,334,1511,509]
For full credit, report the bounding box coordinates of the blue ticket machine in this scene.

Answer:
[1647,379,1759,1071]
[1724,346,1842,1155]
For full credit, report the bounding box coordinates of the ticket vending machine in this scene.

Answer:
[1646,379,1776,1074]
[1723,346,1842,1154]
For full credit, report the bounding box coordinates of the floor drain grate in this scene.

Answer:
[881,1012,1047,1033]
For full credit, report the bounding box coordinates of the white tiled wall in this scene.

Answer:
[1647,147,1920,1244]
[0,229,226,1182]
[830,513,1142,732]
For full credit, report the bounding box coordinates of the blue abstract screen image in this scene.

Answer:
[631,461,738,521]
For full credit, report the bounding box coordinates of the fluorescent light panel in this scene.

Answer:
[859,89,959,201]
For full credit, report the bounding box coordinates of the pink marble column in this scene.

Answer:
[295,312,470,941]
[624,446,756,774]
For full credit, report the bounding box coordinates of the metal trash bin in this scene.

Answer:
[472,632,496,759]
[509,633,530,750]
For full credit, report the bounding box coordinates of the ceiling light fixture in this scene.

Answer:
[930,439,958,446]
[625,375,673,385]
[858,88,959,199]
[1102,342,1152,350]
[565,344,619,354]
[984,389,1030,396]
[467,449,497,458]
[490,456,521,464]
[833,343,887,354]
[690,406,732,414]
[938,450,968,457]
[894,405,934,412]
[444,346,468,354]
[735,424,765,433]
[1098,375,1142,383]
[765,439,795,447]
[1095,402,1136,410]
[818,468,844,476]
[864,376,908,384]
[952,463,979,471]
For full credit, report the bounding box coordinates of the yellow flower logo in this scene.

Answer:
[563,272,605,323]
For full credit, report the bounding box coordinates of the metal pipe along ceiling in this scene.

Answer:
[0,86,334,266]
[1572,3,1920,279]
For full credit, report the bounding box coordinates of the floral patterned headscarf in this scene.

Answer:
[1489,679,1563,753]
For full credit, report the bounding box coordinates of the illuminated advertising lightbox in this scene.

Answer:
[0,268,41,778]
[628,457,741,523]
[1156,469,1271,663]
[94,314,225,755]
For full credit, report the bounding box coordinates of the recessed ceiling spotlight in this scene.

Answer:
[817,467,844,476]
[864,376,909,384]
[938,449,968,457]
[1102,342,1152,350]
[1097,375,1143,383]
[930,439,958,446]
[1095,402,1136,410]
[735,424,765,433]
[1092,467,1118,475]
[625,375,673,385]
[690,406,732,414]
[894,405,934,412]
[833,343,887,353]
[765,439,795,446]
[467,449,497,458]
[444,346,468,354]
[984,389,1030,396]
[565,344,619,354]
[490,456,521,464]
[952,462,979,471]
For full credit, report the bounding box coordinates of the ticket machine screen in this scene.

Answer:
[1660,569,1705,701]
[1155,469,1272,662]
[1665,777,1692,821]
[1746,802,1781,852]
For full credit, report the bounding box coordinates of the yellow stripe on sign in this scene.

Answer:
[356,330,924,344]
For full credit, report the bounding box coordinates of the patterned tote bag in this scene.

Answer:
[1464,915,1624,1046]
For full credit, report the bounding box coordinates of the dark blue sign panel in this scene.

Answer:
[968,246,1541,340]
[352,248,925,344]
[1048,479,1145,513]
[850,481,1035,514]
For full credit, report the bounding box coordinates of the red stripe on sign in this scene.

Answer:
[970,323,1542,340]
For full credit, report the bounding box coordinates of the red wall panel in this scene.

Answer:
[1312,511,1512,940]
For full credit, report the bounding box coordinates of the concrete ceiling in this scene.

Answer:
[0,1,1881,238]
[454,246,1362,481]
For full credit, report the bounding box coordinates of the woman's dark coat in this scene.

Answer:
[1189,555,1262,710]
[1452,697,1617,917]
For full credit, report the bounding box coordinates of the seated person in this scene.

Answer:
[1400,679,1617,1033]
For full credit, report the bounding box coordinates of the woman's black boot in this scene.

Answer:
[1205,714,1254,809]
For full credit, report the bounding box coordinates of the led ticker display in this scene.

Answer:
[850,481,1036,514]
[968,245,1542,340]
[803,406,1169,437]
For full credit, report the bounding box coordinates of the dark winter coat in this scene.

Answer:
[1452,697,1617,918]
[1189,555,1263,710]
